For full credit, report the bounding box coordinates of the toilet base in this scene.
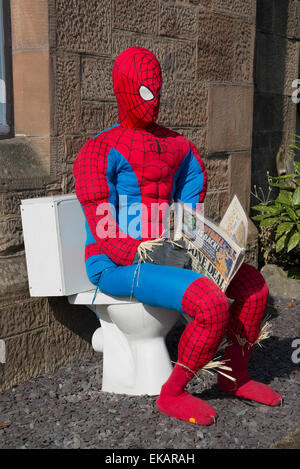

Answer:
[94,303,181,396]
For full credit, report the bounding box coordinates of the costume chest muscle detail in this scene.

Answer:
[95,123,190,205]
[73,122,206,266]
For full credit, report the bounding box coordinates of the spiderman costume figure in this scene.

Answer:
[73,47,282,426]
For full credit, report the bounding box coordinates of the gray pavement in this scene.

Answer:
[0,297,299,450]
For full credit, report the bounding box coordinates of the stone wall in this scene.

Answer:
[53,0,257,219]
[251,0,299,200]
[0,0,262,391]
[0,0,99,392]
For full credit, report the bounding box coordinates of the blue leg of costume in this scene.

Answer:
[98,262,202,312]
[86,256,230,373]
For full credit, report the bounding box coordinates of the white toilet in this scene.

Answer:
[69,292,180,395]
[20,194,181,396]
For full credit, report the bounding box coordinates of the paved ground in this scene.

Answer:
[0,297,299,450]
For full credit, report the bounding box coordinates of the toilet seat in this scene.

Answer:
[68,289,181,396]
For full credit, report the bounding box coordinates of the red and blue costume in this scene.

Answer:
[73,47,282,425]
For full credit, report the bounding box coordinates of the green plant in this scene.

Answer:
[251,136,300,278]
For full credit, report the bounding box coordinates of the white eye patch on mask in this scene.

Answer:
[139,85,155,101]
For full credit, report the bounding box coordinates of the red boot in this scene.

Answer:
[218,331,282,406]
[156,364,217,425]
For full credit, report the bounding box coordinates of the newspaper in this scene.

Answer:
[172,196,248,292]
[220,195,248,249]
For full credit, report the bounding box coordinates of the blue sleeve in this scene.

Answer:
[173,145,207,210]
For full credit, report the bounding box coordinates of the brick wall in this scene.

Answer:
[1,0,295,391]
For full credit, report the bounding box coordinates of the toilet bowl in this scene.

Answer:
[104,303,180,395]
[70,289,181,396]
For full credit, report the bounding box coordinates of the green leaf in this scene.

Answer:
[286,206,298,222]
[276,233,287,252]
[289,144,300,152]
[287,231,300,252]
[289,138,300,144]
[276,222,295,239]
[294,161,300,175]
[260,217,278,227]
[252,206,281,218]
[251,204,274,212]
[268,182,295,191]
[251,214,269,221]
[263,206,280,215]
[292,186,300,206]
[287,267,300,279]
[268,173,298,180]
[276,191,293,206]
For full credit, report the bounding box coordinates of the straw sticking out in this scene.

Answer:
[202,358,236,382]
[234,315,273,351]
[136,238,164,263]
[172,358,236,383]
[235,334,250,349]
[255,316,272,348]
[216,337,230,352]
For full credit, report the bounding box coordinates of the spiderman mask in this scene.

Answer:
[112,47,162,129]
